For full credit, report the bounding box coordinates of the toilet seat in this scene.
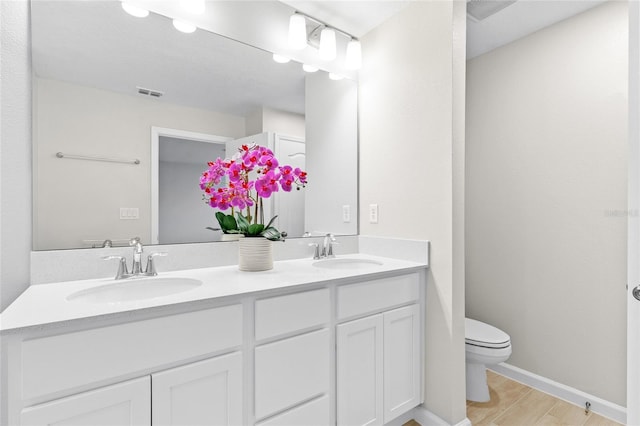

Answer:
[465,318,510,349]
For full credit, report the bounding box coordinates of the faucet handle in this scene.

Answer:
[102,255,129,280]
[308,243,320,260]
[145,252,168,276]
[327,240,339,258]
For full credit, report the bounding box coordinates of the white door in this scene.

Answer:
[629,1,640,423]
[383,304,421,423]
[21,377,150,426]
[337,314,384,426]
[152,352,243,426]
[272,135,306,237]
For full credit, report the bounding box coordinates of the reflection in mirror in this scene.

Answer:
[31,1,358,250]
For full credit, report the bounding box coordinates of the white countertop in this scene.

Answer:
[0,254,426,333]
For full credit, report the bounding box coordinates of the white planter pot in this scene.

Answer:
[238,238,273,272]
[220,234,244,242]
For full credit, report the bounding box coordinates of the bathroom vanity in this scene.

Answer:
[0,254,427,426]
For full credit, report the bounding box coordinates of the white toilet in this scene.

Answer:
[465,317,512,402]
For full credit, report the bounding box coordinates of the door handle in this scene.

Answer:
[633,285,640,301]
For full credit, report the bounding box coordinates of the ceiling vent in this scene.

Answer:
[136,86,164,98]
[467,0,518,22]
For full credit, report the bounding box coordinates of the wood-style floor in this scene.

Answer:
[403,370,621,426]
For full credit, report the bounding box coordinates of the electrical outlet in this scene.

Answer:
[369,204,378,224]
[342,205,351,223]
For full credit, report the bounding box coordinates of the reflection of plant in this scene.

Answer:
[200,144,307,240]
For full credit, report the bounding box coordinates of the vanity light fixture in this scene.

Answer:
[319,27,337,61]
[345,39,362,70]
[286,11,361,70]
[272,54,291,64]
[121,1,149,18]
[288,13,308,50]
[173,19,197,33]
[302,64,319,73]
[182,0,205,15]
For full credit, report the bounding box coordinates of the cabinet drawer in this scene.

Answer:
[255,288,330,341]
[254,329,330,420]
[256,395,330,426]
[337,273,419,320]
[21,304,243,401]
[21,376,150,426]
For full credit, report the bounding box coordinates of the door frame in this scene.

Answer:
[150,127,231,244]
[628,1,639,423]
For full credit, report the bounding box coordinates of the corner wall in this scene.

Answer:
[466,1,628,406]
[359,1,467,423]
[0,0,32,312]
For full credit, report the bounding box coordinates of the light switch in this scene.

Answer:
[120,207,139,220]
[369,204,378,224]
[342,205,351,223]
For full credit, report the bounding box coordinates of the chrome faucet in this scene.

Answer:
[130,237,144,275]
[321,233,337,258]
[102,237,167,279]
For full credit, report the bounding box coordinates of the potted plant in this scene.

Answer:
[200,144,307,270]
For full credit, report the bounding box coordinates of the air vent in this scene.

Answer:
[136,86,164,98]
[467,0,517,22]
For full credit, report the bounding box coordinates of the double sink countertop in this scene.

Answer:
[0,254,427,333]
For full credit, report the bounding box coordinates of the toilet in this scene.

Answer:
[465,317,512,402]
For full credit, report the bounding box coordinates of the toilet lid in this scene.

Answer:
[465,318,511,349]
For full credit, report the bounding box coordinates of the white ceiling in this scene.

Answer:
[31,1,611,118]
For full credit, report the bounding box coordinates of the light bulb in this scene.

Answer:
[303,64,319,73]
[183,0,205,14]
[319,27,336,61]
[173,19,197,33]
[288,13,307,50]
[345,39,362,70]
[273,54,291,64]
[121,2,149,18]
[329,73,344,81]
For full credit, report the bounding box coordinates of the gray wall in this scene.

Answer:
[466,1,628,405]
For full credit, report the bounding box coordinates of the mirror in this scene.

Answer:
[31,0,358,250]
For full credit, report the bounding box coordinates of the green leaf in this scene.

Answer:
[247,223,265,235]
[262,227,282,241]
[264,215,278,229]
[221,215,238,231]
[235,213,251,233]
[215,211,226,227]
[205,226,220,232]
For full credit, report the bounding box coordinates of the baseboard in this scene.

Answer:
[490,363,626,425]
[411,406,471,426]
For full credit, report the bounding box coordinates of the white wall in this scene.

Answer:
[33,78,245,250]
[0,0,32,312]
[305,73,358,236]
[466,1,627,406]
[359,2,467,423]
[246,107,305,139]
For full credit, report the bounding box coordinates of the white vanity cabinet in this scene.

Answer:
[11,304,244,426]
[4,266,426,426]
[336,274,422,426]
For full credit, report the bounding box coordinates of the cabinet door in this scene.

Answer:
[337,314,384,426]
[152,352,243,426]
[383,304,421,423]
[20,376,150,426]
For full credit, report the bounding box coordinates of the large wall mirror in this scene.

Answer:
[31,0,358,250]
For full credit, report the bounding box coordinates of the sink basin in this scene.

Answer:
[67,277,203,304]
[312,257,384,270]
